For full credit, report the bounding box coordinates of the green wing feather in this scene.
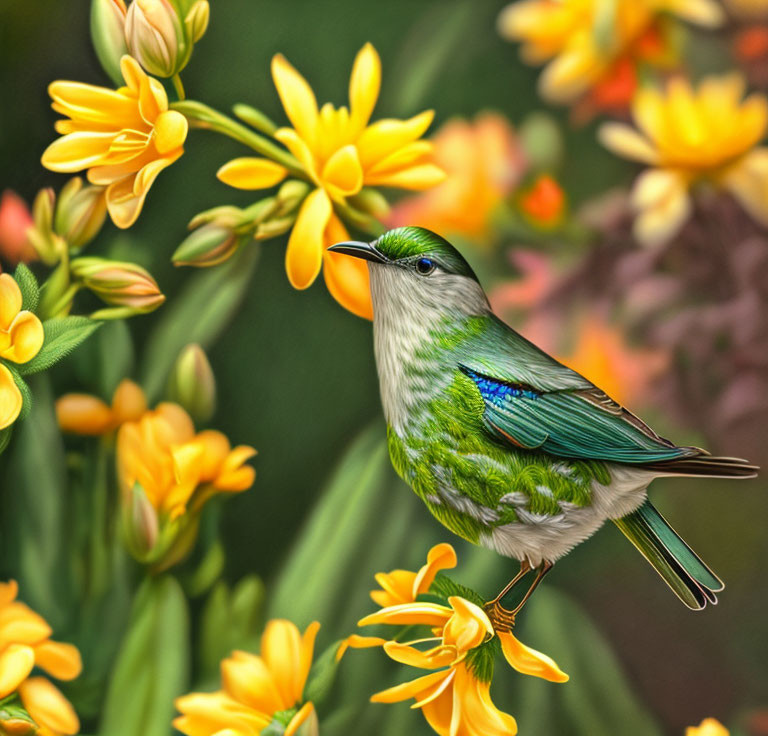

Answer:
[456,316,697,464]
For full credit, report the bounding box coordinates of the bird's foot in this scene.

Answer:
[483,599,516,633]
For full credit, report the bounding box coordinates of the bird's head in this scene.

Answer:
[328,226,489,319]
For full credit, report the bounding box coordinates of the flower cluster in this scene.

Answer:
[341,544,568,736]
[0,581,82,736]
[174,619,320,736]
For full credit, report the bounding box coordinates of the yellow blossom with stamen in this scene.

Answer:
[41,55,188,229]
[216,43,445,319]
[174,619,320,736]
[498,0,723,105]
[0,580,82,736]
[599,73,768,246]
[0,274,44,430]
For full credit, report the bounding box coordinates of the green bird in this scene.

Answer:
[329,226,758,625]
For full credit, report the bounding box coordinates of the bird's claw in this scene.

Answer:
[483,600,516,633]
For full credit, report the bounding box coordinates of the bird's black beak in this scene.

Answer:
[327,240,387,263]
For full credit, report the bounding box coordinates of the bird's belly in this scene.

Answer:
[387,426,650,567]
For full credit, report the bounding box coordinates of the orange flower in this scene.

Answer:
[519,174,566,228]
[0,191,37,264]
[0,580,81,736]
[41,56,187,228]
[386,113,524,241]
[174,619,320,736]
[56,378,147,435]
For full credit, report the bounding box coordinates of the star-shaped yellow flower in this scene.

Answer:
[216,43,445,319]
[42,55,188,229]
[600,73,768,246]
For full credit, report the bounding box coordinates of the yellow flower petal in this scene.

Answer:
[357,111,434,170]
[412,543,457,598]
[284,701,315,736]
[321,144,363,197]
[2,311,44,364]
[297,620,320,700]
[366,163,446,190]
[668,0,724,27]
[598,122,659,164]
[285,188,331,290]
[271,54,319,145]
[722,147,768,227]
[174,691,271,735]
[0,273,22,330]
[382,640,456,670]
[111,378,147,425]
[0,365,23,430]
[322,213,373,319]
[33,640,83,681]
[497,631,569,683]
[261,619,303,708]
[335,634,388,662]
[449,663,519,736]
[214,445,257,491]
[0,602,52,647]
[274,128,321,184]
[443,597,493,653]
[349,43,381,134]
[370,669,452,704]
[358,602,452,628]
[18,677,79,736]
[0,644,35,699]
[41,131,116,172]
[631,168,691,247]
[686,717,730,736]
[217,158,289,191]
[0,580,18,607]
[220,650,284,715]
[153,110,188,155]
[538,41,599,104]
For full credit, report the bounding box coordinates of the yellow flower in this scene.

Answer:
[216,43,444,319]
[498,0,723,104]
[117,402,256,521]
[599,74,768,246]
[41,55,188,229]
[0,274,44,430]
[0,580,82,736]
[370,542,457,608]
[353,596,567,736]
[56,378,147,435]
[386,113,524,241]
[174,619,320,736]
[686,718,729,736]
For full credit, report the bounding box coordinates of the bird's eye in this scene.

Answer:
[415,257,436,275]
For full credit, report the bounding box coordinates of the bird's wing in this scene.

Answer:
[457,316,698,464]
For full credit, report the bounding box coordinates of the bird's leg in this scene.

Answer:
[483,560,531,633]
[510,561,553,616]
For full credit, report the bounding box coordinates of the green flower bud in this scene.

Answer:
[167,343,216,423]
[90,0,129,86]
[71,256,165,316]
[519,112,563,172]
[27,188,65,265]
[173,224,240,267]
[125,0,188,77]
[125,483,159,558]
[348,187,390,220]
[185,0,210,43]
[54,177,108,251]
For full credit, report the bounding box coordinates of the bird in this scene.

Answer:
[328,226,758,627]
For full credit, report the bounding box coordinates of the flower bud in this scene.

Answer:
[276,180,311,215]
[125,0,187,77]
[185,0,209,43]
[0,702,37,736]
[90,0,128,85]
[125,483,159,558]
[54,177,107,251]
[173,224,240,267]
[0,191,37,264]
[519,112,563,172]
[348,187,390,220]
[167,344,216,423]
[26,188,64,265]
[70,256,165,316]
[187,205,243,230]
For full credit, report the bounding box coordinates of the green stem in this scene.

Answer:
[171,100,306,178]
[171,74,186,101]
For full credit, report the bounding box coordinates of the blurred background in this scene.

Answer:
[1,1,767,734]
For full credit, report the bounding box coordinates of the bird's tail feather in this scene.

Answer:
[613,500,723,610]
[643,454,758,478]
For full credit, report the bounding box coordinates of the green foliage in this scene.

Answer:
[99,575,190,736]
[140,245,259,402]
[199,575,264,681]
[13,263,40,312]
[465,635,500,683]
[6,364,32,421]
[304,640,343,705]
[429,573,485,607]
[0,426,12,455]
[18,317,101,375]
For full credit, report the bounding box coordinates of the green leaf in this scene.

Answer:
[0,426,12,455]
[99,575,189,736]
[140,245,259,402]
[72,319,135,397]
[18,317,101,375]
[304,640,343,706]
[13,263,40,312]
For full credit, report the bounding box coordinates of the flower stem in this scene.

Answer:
[171,74,186,101]
[172,100,306,178]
